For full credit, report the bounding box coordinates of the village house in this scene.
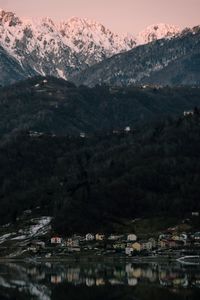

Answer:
[192,212,199,217]
[142,240,153,251]
[160,239,174,249]
[80,132,86,138]
[194,232,200,241]
[124,126,131,133]
[125,247,134,256]
[127,234,137,242]
[108,234,124,241]
[160,239,184,249]
[172,235,181,241]
[159,234,172,241]
[179,233,188,245]
[184,111,194,116]
[67,238,79,247]
[113,242,126,250]
[95,234,105,241]
[132,242,143,252]
[72,235,85,242]
[148,238,157,249]
[86,233,95,241]
[29,131,44,137]
[51,237,62,244]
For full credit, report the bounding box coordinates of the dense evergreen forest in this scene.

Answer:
[0,108,200,233]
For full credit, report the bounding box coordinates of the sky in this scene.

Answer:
[0,0,199,34]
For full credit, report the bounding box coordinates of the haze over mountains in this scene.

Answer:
[0,8,184,86]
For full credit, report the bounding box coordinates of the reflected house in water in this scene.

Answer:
[1,260,200,295]
[128,278,138,286]
[67,268,81,283]
[96,278,105,286]
[51,275,62,284]
[159,270,189,288]
[86,278,95,287]
[109,278,124,285]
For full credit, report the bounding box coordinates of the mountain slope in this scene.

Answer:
[0,46,34,85]
[137,23,180,45]
[0,9,136,84]
[59,17,136,66]
[0,10,82,80]
[0,112,200,232]
[0,8,182,85]
[71,27,200,87]
[0,77,200,137]
[140,52,200,86]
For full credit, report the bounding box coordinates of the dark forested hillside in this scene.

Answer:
[0,46,33,86]
[0,112,200,233]
[1,77,200,137]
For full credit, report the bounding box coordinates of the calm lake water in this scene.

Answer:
[0,260,200,300]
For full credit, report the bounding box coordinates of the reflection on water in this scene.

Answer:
[0,261,200,299]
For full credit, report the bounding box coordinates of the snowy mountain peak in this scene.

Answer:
[137,23,180,45]
[0,8,22,26]
[0,8,184,84]
[58,16,136,65]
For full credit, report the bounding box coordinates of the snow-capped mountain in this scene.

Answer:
[0,8,136,81]
[137,23,180,45]
[59,17,136,66]
[0,8,182,85]
[72,26,200,87]
[0,9,81,80]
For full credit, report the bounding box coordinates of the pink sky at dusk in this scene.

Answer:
[0,0,199,34]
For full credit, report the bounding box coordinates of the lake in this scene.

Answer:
[0,260,200,300]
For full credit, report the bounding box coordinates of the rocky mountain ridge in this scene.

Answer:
[0,8,181,85]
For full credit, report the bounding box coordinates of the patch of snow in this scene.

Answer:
[56,68,67,79]
[11,235,27,240]
[0,233,15,244]
[29,217,52,237]
[11,280,26,286]
[137,23,180,45]
[0,277,13,288]
[2,223,11,228]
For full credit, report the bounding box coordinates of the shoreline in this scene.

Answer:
[0,255,178,264]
